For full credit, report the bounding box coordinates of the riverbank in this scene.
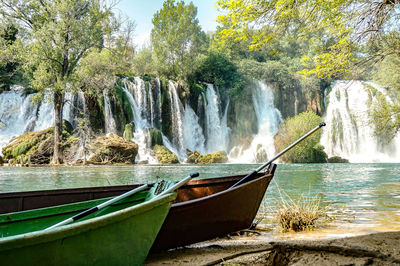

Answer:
[145,230,400,265]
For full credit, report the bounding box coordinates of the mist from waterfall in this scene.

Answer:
[320,80,400,162]
[229,81,282,163]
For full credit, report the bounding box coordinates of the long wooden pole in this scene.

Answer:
[230,122,326,188]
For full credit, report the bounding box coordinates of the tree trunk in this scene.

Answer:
[52,91,64,165]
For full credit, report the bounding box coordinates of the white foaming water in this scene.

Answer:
[204,84,230,153]
[0,89,53,155]
[103,90,117,135]
[182,104,206,154]
[229,81,282,163]
[168,81,185,156]
[121,79,157,163]
[320,80,400,162]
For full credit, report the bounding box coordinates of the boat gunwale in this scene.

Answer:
[172,173,273,208]
[0,192,176,252]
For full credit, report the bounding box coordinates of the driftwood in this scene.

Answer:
[203,241,400,266]
[269,241,400,263]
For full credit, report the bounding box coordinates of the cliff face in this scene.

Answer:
[275,85,324,119]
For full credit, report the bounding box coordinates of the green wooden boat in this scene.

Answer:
[0,183,177,266]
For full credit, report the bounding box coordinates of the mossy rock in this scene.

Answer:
[89,134,138,164]
[124,123,133,141]
[0,156,3,166]
[150,128,163,147]
[328,156,349,163]
[2,128,54,162]
[153,145,179,164]
[186,150,228,164]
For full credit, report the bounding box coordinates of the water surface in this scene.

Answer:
[1,163,399,238]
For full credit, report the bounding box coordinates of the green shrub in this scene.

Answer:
[275,111,326,163]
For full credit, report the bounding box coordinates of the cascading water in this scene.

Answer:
[229,81,282,163]
[204,84,230,153]
[103,90,117,135]
[320,80,400,162]
[121,79,156,163]
[182,104,206,154]
[0,88,53,155]
[168,81,185,156]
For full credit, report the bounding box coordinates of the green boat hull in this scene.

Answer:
[0,190,176,265]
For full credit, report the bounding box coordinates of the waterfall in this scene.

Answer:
[121,79,157,163]
[182,104,206,154]
[320,80,400,162]
[204,84,230,153]
[168,81,185,156]
[156,78,162,129]
[0,88,53,154]
[103,90,117,135]
[72,91,90,163]
[229,81,282,163]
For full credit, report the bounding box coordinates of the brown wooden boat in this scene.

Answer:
[0,164,276,251]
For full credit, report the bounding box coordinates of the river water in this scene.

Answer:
[1,163,399,239]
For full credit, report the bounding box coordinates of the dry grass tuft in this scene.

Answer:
[275,189,326,232]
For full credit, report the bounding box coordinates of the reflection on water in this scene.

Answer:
[1,163,399,236]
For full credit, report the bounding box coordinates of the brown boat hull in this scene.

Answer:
[151,172,273,251]
[0,165,276,250]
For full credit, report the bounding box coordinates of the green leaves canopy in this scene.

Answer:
[151,0,206,79]
[216,0,400,79]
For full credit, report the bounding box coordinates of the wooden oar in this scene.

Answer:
[45,172,199,231]
[230,122,326,188]
[151,172,199,201]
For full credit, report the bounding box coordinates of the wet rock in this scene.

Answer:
[153,145,179,164]
[327,156,349,163]
[89,134,138,164]
[186,150,228,164]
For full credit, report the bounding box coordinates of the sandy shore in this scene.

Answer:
[145,230,400,265]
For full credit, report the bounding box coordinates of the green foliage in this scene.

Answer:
[151,0,207,79]
[275,112,326,163]
[216,0,399,79]
[373,54,400,91]
[368,91,400,142]
[0,22,25,91]
[190,51,245,99]
[0,0,118,163]
[132,48,156,76]
[74,49,118,94]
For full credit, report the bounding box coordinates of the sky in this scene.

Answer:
[115,0,220,48]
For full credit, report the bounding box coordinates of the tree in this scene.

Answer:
[0,0,117,164]
[217,0,400,139]
[216,0,400,78]
[151,0,207,79]
[0,22,24,91]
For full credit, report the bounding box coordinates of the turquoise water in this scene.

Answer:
[1,163,399,232]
